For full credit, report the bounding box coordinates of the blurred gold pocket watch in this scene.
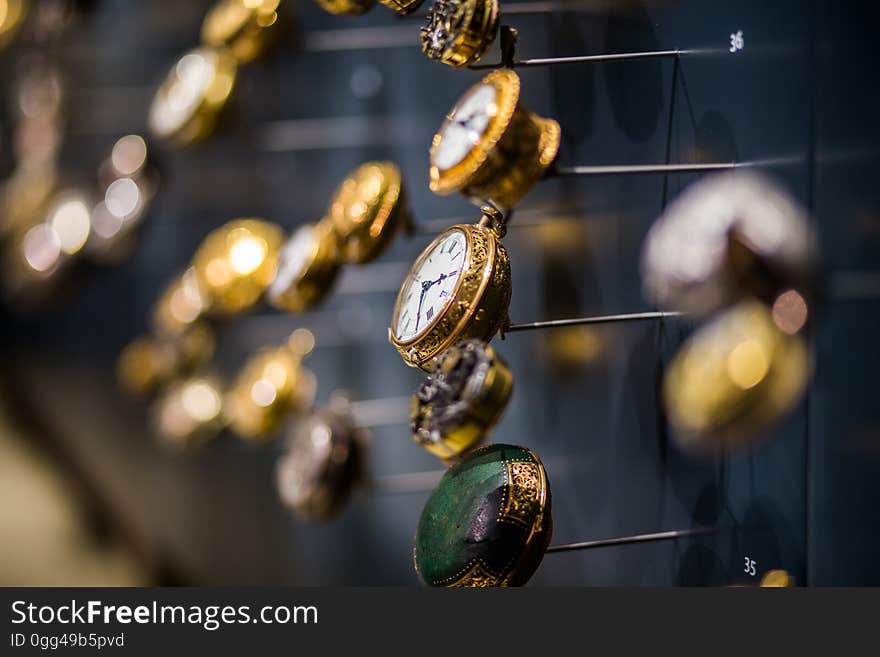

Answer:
[664,298,809,452]
[327,161,411,264]
[313,0,375,15]
[148,0,283,145]
[421,0,500,68]
[191,218,284,315]
[201,0,282,64]
[226,330,317,440]
[430,69,560,209]
[185,163,407,317]
[276,395,367,521]
[148,47,238,145]
[0,0,29,51]
[389,206,511,369]
[152,374,227,448]
[411,339,512,461]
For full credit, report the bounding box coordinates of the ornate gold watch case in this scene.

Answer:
[411,339,512,461]
[420,0,500,68]
[430,69,560,209]
[327,161,410,265]
[389,208,512,370]
[415,444,552,587]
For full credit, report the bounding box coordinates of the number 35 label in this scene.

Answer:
[744,557,757,577]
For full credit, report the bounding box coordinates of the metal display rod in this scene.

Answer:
[546,527,714,553]
[505,311,684,333]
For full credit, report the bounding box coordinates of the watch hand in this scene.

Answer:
[414,279,431,332]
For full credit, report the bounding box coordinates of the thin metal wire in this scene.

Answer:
[546,527,714,553]
[506,311,684,333]
[350,396,412,428]
[372,470,445,495]
[469,49,688,71]
[552,162,739,177]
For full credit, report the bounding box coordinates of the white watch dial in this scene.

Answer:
[432,83,498,171]
[267,224,318,302]
[393,230,468,342]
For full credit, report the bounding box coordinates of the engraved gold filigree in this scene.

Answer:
[376,0,424,14]
[502,461,541,526]
[448,561,504,587]
[390,221,511,369]
[420,0,500,68]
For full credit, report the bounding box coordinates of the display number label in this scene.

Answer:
[744,557,757,577]
[729,30,745,53]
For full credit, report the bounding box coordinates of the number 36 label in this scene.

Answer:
[730,30,745,53]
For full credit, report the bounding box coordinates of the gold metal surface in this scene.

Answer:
[389,214,512,369]
[201,0,282,64]
[430,69,560,209]
[327,161,410,264]
[420,0,499,68]
[376,0,423,14]
[760,570,796,587]
[313,0,375,15]
[191,218,283,315]
[226,336,317,440]
[411,340,512,461]
[153,267,211,335]
[0,0,29,50]
[664,299,810,451]
[148,47,238,145]
[117,324,216,397]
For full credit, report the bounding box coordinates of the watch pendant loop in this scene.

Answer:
[478,205,508,238]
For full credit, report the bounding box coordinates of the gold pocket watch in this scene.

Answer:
[152,374,227,448]
[266,221,341,313]
[201,0,283,64]
[430,69,560,209]
[191,218,284,315]
[225,330,317,440]
[389,207,511,369]
[664,299,809,452]
[327,161,411,264]
[149,0,282,145]
[411,339,512,461]
[117,324,216,397]
[421,0,500,68]
[148,46,238,146]
[276,396,367,521]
